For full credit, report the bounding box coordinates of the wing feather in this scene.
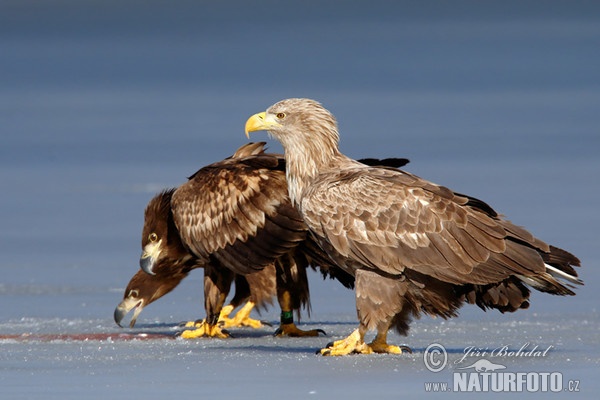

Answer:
[172,152,307,275]
[301,165,546,285]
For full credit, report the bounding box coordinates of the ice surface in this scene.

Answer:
[1,1,599,398]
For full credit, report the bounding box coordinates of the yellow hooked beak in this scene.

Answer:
[245,111,282,138]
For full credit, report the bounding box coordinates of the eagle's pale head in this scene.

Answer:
[245,98,340,150]
[245,98,343,205]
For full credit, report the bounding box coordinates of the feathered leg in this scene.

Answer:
[320,270,410,355]
[274,290,325,337]
[181,265,233,338]
[273,254,325,337]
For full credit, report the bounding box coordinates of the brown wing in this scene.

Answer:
[171,144,307,275]
[302,165,559,286]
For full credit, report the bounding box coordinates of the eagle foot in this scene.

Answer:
[179,320,230,339]
[367,340,412,355]
[365,331,411,354]
[318,329,410,356]
[274,323,326,337]
[318,329,370,356]
[219,301,269,329]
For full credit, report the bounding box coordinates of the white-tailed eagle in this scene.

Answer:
[245,98,582,356]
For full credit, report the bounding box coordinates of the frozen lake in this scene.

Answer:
[1,1,599,398]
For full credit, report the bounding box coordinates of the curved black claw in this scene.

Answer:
[325,341,335,348]
[273,328,283,337]
[175,327,233,338]
[316,348,331,356]
[400,345,413,354]
[316,329,327,336]
[178,319,203,328]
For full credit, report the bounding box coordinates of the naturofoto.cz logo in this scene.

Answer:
[423,343,581,393]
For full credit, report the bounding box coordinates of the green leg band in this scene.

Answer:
[280,311,294,325]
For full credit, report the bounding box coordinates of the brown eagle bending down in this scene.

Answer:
[114,191,284,334]
[245,98,582,356]
[114,142,409,338]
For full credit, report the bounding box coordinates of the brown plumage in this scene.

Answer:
[115,142,409,337]
[245,98,582,355]
[114,188,277,330]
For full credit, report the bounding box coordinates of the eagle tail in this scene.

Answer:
[516,245,582,296]
[466,244,582,312]
[543,245,582,284]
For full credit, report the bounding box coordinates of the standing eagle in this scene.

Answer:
[245,98,582,356]
[115,142,409,338]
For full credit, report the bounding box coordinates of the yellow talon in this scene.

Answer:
[319,329,410,356]
[180,301,257,332]
[367,340,403,354]
[219,304,235,320]
[180,320,230,339]
[366,331,411,354]
[183,319,204,329]
[219,301,264,329]
[319,329,369,356]
[275,323,326,337]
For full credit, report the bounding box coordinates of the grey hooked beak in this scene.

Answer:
[139,240,162,275]
[140,252,156,275]
[114,296,144,328]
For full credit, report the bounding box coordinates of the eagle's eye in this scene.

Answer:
[276,112,285,119]
[128,289,139,298]
[148,233,158,242]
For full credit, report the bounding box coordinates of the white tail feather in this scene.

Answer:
[544,263,583,286]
